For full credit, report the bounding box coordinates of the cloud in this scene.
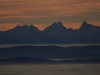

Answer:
[0,0,100,17]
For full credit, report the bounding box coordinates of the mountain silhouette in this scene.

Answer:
[44,21,67,32]
[79,21,100,32]
[0,57,100,64]
[0,57,54,64]
[0,45,100,59]
[8,25,40,35]
[43,21,73,37]
[44,21,65,37]
[0,25,42,44]
[0,21,100,44]
[79,20,88,29]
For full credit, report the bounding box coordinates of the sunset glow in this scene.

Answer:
[0,0,100,31]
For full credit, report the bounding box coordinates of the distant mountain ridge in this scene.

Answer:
[0,21,100,44]
[0,45,100,59]
[0,57,54,64]
[0,57,100,64]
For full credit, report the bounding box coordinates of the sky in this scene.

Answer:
[0,0,100,31]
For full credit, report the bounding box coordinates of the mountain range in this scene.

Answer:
[0,57,100,64]
[0,57,55,64]
[0,21,100,44]
[0,45,100,59]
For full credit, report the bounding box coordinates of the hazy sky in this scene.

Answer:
[0,0,100,31]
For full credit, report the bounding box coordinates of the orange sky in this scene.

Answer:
[0,0,100,31]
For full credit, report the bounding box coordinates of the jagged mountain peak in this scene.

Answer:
[53,22,57,24]
[8,24,40,34]
[50,22,57,27]
[13,25,38,30]
[30,24,34,27]
[21,25,36,28]
[80,20,89,27]
[82,20,88,25]
[79,21,93,30]
[57,21,63,24]
[57,21,64,27]
[14,25,21,29]
[43,21,68,36]
[47,21,66,29]
[79,21,100,32]
[29,24,38,29]
[13,25,29,29]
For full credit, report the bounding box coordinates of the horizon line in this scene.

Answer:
[0,21,100,31]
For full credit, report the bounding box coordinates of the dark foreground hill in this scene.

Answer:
[0,57,54,64]
[0,57,100,64]
[0,45,100,59]
[0,21,100,44]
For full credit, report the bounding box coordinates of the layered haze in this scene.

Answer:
[0,0,100,31]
